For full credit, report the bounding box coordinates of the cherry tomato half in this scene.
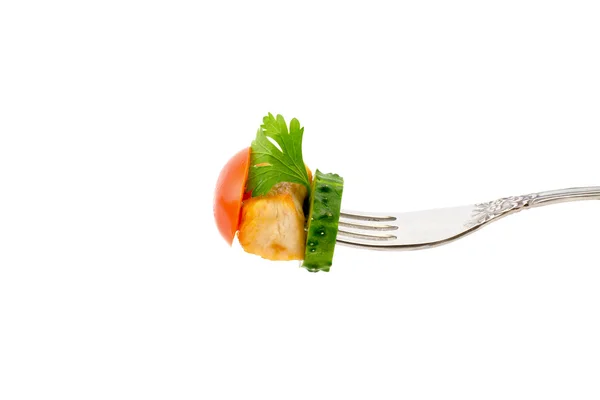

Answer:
[213,147,251,245]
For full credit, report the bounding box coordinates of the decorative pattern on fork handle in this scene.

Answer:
[465,193,539,228]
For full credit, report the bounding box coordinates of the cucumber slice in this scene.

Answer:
[302,170,344,272]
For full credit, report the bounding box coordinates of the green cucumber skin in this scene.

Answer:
[302,170,344,272]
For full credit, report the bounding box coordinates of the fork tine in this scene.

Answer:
[336,229,397,248]
[338,220,398,232]
[337,229,397,241]
[340,211,397,222]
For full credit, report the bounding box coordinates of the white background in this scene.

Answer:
[1,1,600,399]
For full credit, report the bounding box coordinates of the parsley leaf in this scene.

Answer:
[246,113,311,197]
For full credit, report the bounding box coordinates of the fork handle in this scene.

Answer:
[530,186,600,208]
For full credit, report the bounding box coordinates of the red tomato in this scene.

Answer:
[214,147,251,245]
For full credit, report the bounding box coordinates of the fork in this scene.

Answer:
[336,186,600,250]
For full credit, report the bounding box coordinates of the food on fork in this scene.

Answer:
[303,171,344,272]
[213,113,343,272]
[238,180,310,261]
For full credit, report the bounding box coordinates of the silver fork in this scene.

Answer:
[336,187,600,250]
